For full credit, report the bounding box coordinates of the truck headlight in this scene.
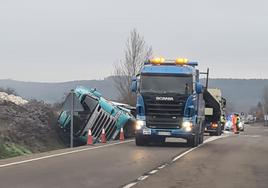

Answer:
[182,121,193,132]
[136,120,146,130]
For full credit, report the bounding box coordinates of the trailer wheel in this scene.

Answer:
[216,124,222,136]
[209,132,215,136]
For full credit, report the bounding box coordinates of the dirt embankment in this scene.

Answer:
[0,92,65,159]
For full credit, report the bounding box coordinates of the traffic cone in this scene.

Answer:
[119,127,124,141]
[87,129,93,145]
[101,128,106,143]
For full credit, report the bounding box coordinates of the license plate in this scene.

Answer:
[143,129,151,135]
[158,131,171,136]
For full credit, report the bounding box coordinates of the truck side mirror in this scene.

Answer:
[222,98,227,107]
[188,105,195,117]
[131,77,137,93]
[196,82,203,94]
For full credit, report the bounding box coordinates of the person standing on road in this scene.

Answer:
[232,114,238,132]
[236,115,241,130]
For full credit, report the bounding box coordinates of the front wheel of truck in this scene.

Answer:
[199,123,205,144]
[135,136,147,146]
[187,128,199,147]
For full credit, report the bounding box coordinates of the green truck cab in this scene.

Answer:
[58,86,135,145]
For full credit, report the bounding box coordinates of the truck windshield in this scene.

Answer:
[140,74,193,94]
[73,95,98,135]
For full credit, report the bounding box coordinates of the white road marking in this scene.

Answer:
[137,175,149,181]
[0,140,134,168]
[123,135,230,188]
[148,170,158,174]
[223,131,232,134]
[122,182,137,188]
[241,135,261,138]
[158,164,167,169]
[172,135,228,162]
[172,147,197,162]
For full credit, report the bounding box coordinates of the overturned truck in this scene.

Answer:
[57,86,135,145]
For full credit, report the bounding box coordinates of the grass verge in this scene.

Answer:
[0,142,32,159]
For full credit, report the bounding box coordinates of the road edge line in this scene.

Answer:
[0,139,134,168]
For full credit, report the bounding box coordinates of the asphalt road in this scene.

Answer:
[0,124,267,188]
[135,124,268,188]
[0,136,208,188]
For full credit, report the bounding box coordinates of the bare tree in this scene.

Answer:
[113,29,152,105]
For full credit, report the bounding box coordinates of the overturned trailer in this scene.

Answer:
[203,88,226,136]
[57,86,135,145]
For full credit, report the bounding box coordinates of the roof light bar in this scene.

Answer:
[175,58,189,65]
[145,57,198,67]
[149,57,165,64]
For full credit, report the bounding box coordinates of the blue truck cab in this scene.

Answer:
[58,86,134,145]
[131,58,206,147]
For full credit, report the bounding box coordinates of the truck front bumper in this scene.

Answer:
[204,127,217,133]
[136,127,195,139]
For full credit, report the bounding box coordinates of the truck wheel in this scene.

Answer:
[209,132,215,136]
[188,127,199,147]
[187,135,199,147]
[199,124,205,144]
[216,124,222,136]
[124,120,136,138]
[135,136,147,146]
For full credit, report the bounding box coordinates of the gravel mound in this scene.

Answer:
[0,92,28,106]
[0,93,65,155]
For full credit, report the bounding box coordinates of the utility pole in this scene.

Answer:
[70,89,74,148]
[206,68,209,89]
[62,89,84,148]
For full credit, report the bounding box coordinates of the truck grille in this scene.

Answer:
[89,106,118,141]
[143,95,187,129]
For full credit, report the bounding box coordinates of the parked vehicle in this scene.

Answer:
[204,88,226,136]
[225,115,233,131]
[131,58,206,147]
[238,121,244,131]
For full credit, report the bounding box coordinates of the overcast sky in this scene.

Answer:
[0,0,267,82]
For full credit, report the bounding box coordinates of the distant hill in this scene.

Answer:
[204,79,268,112]
[0,77,119,103]
[0,77,267,112]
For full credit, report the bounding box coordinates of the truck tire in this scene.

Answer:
[199,123,205,144]
[216,124,222,136]
[209,132,215,136]
[124,120,136,138]
[188,127,199,147]
[135,136,147,146]
[188,135,199,147]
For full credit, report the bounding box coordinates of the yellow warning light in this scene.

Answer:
[149,57,165,64]
[175,58,189,65]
